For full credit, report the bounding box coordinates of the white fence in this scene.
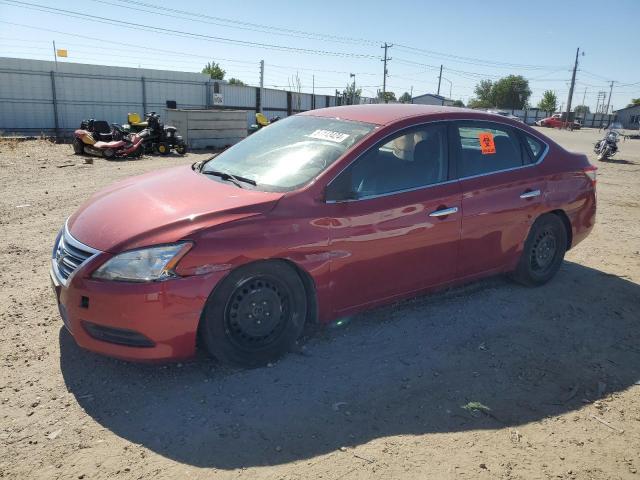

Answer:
[0,57,339,138]
[0,56,618,138]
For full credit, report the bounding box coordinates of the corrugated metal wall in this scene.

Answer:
[0,57,339,138]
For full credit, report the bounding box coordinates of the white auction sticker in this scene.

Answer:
[307,129,350,143]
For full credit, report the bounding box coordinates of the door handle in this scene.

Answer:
[429,206,459,217]
[519,189,541,199]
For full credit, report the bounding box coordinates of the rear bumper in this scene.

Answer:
[51,267,226,362]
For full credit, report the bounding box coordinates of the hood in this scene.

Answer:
[68,165,284,252]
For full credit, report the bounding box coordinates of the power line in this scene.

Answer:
[91,0,380,47]
[394,44,565,70]
[0,27,380,77]
[0,0,378,59]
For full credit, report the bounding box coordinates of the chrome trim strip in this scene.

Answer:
[62,221,101,255]
[429,206,459,217]
[51,219,102,287]
[324,118,550,204]
[325,178,459,204]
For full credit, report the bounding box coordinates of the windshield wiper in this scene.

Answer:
[193,153,221,172]
[201,169,257,188]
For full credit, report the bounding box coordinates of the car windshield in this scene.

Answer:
[202,115,375,192]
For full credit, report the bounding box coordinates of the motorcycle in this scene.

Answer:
[73,120,146,159]
[124,112,187,155]
[594,130,620,161]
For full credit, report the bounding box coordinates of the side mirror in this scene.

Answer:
[324,184,358,202]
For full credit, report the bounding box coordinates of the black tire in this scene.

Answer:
[597,148,608,161]
[72,138,84,155]
[103,148,115,160]
[157,143,169,155]
[511,214,567,287]
[200,261,307,367]
[175,143,187,155]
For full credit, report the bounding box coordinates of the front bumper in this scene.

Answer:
[51,264,225,362]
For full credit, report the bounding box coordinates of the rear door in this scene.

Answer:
[452,121,548,278]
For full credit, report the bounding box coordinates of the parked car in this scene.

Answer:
[536,113,581,129]
[487,109,523,122]
[51,105,597,367]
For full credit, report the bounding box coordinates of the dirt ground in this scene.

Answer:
[1,127,639,480]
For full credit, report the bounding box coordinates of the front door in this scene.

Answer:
[323,123,462,316]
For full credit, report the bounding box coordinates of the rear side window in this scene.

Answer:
[454,122,523,177]
[524,134,544,161]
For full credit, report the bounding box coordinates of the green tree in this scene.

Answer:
[399,91,412,103]
[202,61,225,80]
[472,79,495,108]
[228,77,246,86]
[574,104,590,116]
[342,83,362,104]
[378,91,396,103]
[452,99,465,107]
[627,98,640,107]
[537,90,558,113]
[491,75,531,109]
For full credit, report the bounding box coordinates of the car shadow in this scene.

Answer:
[59,261,640,469]
[598,157,637,165]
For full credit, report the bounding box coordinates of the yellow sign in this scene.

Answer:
[56,49,67,58]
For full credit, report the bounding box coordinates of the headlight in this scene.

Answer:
[92,243,192,282]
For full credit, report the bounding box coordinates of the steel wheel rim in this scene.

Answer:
[224,275,291,350]
[530,227,557,273]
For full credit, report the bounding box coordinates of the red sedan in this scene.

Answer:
[51,105,596,366]
[536,114,582,129]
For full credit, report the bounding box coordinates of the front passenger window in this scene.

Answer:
[326,124,448,201]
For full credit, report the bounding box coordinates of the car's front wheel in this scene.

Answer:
[511,213,567,287]
[200,261,307,367]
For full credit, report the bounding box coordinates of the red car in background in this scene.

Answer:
[536,113,582,129]
[51,105,597,367]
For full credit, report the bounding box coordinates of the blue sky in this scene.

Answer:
[1,0,639,110]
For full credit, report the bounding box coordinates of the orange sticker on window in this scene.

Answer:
[478,132,496,155]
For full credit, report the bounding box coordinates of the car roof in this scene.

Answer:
[301,104,485,126]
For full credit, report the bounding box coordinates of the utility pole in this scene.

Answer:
[604,80,614,114]
[595,91,605,113]
[52,40,58,67]
[410,85,413,104]
[437,64,443,96]
[564,47,580,129]
[581,86,587,107]
[259,60,264,113]
[350,73,356,105]
[381,42,392,103]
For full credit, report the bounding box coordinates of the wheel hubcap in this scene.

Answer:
[531,228,557,272]
[225,277,290,349]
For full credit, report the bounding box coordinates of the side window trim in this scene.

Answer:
[452,120,538,181]
[325,121,451,203]
[325,119,550,202]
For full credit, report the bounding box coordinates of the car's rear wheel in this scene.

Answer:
[200,261,307,367]
[511,214,567,287]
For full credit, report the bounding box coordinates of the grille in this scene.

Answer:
[53,227,98,284]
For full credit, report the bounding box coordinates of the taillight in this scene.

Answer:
[584,165,597,186]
